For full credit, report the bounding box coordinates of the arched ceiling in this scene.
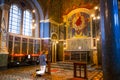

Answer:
[11,0,99,23]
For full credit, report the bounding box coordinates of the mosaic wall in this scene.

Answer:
[66,12,90,38]
[37,0,99,22]
[59,25,66,40]
[50,23,59,35]
[62,0,99,15]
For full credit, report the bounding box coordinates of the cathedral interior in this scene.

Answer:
[0,0,120,80]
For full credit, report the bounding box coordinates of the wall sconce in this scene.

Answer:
[32,10,35,13]
[63,42,66,45]
[64,47,66,50]
[93,17,96,20]
[97,38,100,41]
[91,14,95,17]
[32,23,36,29]
[32,27,35,29]
[93,16,100,20]
[32,19,35,23]
[92,6,100,20]
[56,41,58,44]
[97,16,100,20]
[34,23,36,26]
[94,6,99,10]
[63,41,67,50]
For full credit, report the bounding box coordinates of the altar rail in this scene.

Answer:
[64,51,90,63]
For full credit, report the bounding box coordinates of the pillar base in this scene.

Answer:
[0,52,8,70]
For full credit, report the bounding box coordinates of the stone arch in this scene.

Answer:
[51,32,58,40]
[30,0,44,20]
[63,8,91,22]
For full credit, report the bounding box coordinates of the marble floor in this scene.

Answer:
[0,62,103,80]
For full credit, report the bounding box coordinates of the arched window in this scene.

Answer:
[9,4,33,36]
[9,4,21,34]
[23,10,32,36]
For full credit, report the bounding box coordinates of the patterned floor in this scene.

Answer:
[0,62,103,80]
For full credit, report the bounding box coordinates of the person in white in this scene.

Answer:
[36,51,47,75]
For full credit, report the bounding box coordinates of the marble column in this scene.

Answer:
[40,19,50,38]
[40,21,44,38]
[0,4,9,69]
[100,0,120,80]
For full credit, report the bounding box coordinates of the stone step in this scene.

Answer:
[51,62,96,71]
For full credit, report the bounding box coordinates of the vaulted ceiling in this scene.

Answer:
[37,0,99,23]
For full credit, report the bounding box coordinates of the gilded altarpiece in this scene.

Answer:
[63,9,92,62]
[67,12,90,38]
[63,8,91,51]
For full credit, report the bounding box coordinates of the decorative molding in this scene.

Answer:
[63,8,91,23]
[41,38,50,40]
[51,32,58,40]
[40,20,45,23]
[8,33,41,40]
[40,19,62,26]
[49,19,59,26]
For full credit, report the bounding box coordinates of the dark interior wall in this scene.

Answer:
[41,39,50,51]
[119,2,120,25]
[97,40,102,65]
[0,0,4,4]
[57,41,64,61]
[0,8,1,27]
[0,8,2,42]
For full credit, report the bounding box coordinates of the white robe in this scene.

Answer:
[36,65,46,75]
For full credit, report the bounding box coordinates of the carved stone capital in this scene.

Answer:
[0,3,10,10]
